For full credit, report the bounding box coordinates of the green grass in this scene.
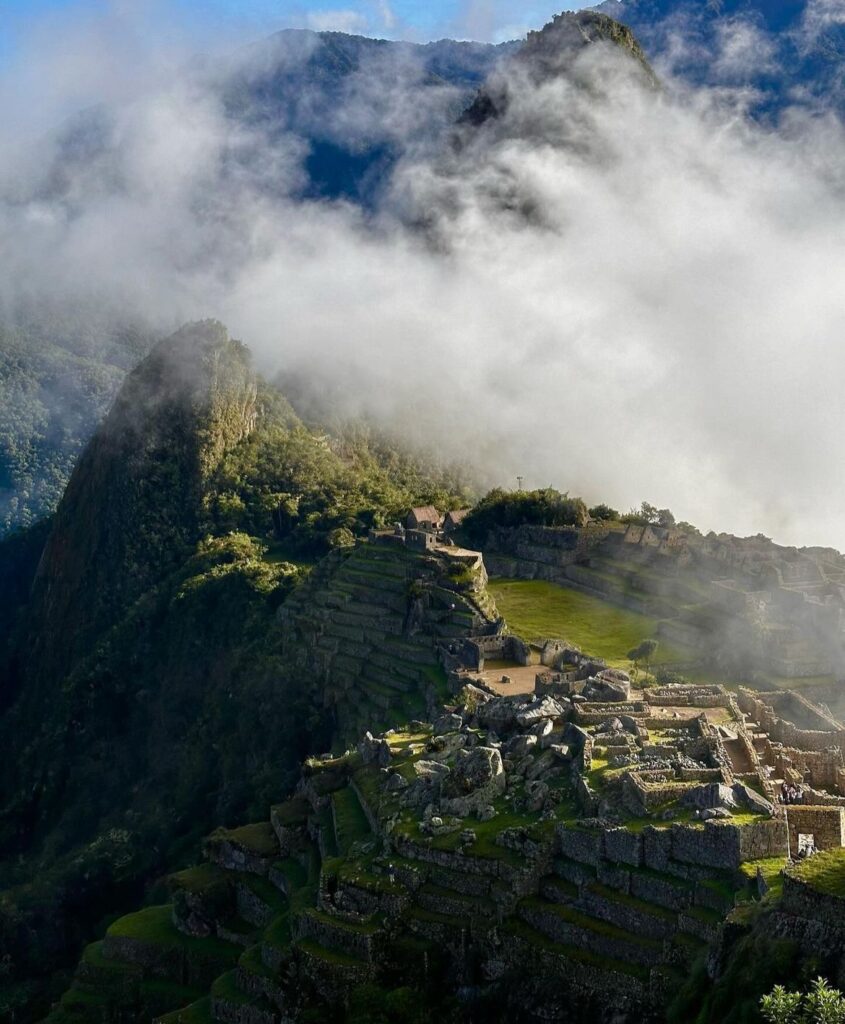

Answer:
[210,822,279,858]
[168,863,226,893]
[271,796,310,826]
[295,939,369,968]
[210,970,250,1006]
[488,578,692,666]
[155,997,214,1024]
[332,787,371,854]
[106,905,240,959]
[273,856,307,891]
[787,847,845,897]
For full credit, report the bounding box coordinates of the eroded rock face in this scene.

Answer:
[516,696,567,728]
[444,747,505,796]
[732,783,774,817]
[358,731,391,767]
[682,783,738,811]
[583,671,631,703]
[440,746,507,816]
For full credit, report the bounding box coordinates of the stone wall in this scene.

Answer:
[785,805,845,853]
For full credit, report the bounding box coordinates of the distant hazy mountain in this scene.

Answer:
[593,0,845,115]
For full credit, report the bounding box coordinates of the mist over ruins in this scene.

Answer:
[1,3,845,1024]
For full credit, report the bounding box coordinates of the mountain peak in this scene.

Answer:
[26,320,258,685]
[459,10,657,127]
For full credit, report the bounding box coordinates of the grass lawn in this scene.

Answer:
[488,578,693,666]
[788,848,845,897]
[331,787,371,854]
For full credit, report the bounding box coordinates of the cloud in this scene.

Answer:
[2,5,845,549]
[306,9,370,34]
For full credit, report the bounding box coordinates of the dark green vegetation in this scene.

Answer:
[462,488,588,546]
[0,316,155,535]
[0,322,472,1022]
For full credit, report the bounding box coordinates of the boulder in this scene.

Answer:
[701,807,733,820]
[505,734,538,758]
[384,772,409,793]
[597,717,625,734]
[433,713,463,735]
[525,780,549,813]
[478,805,497,822]
[563,723,591,752]
[516,696,566,728]
[732,783,774,817]
[681,783,738,811]
[583,674,630,703]
[531,718,554,739]
[526,750,556,782]
[444,747,505,796]
[440,747,507,816]
[358,731,391,767]
[477,697,521,732]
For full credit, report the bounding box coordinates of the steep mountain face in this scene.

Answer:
[25,320,258,689]
[593,0,845,115]
[460,11,657,127]
[0,321,473,1022]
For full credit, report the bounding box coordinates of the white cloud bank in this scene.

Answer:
[1,4,845,548]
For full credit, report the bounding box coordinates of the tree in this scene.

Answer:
[627,638,659,675]
[589,503,619,522]
[761,978,845,1024]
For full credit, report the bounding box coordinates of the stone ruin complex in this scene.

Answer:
[483,521,845,681]
[45,536,845,1024]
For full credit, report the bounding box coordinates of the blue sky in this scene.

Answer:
[0,1,585,57]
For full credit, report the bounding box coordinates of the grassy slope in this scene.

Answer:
[488,577,693,667]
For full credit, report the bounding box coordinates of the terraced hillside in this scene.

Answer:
[279,539,499,741]
[45,676,793,1024]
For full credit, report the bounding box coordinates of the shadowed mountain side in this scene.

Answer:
[24,321,258,689]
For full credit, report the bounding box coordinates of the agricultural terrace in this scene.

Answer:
[488,578,694,668]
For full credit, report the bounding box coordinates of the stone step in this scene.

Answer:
[518,897,664,968]
[406,905,471,943]
[578,882,677,941]
[416,884,496,919]
[539,876,579,905]
[234,875,288,929]
[503,918,650,989]
[204,823,279,878]
[426,864,493,898]
[102,905,241,989]
[210,970,279,1024]
[294,908,380,962]
[235,945,287,1012]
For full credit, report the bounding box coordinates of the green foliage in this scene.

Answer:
[589,503,619,521]
[761,978,845,1024]
[462,487,588,545]
[627,638,659,669]
[206,393,471,557]
[621,501,676,528]
[0,317,154,535]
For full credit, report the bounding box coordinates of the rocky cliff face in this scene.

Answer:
[459,11,657,128]
[25,320,258,688]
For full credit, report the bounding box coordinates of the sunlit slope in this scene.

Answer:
[488,577,694,668]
